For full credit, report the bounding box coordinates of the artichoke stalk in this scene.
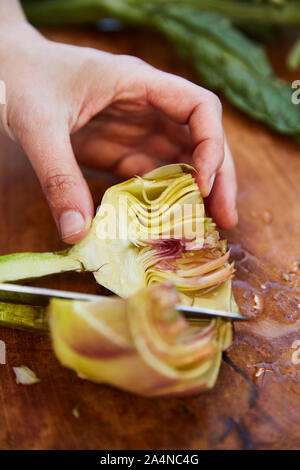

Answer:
[0,301,48,333]
[0,164,239,395]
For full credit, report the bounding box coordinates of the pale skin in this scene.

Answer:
[0,1,238,244]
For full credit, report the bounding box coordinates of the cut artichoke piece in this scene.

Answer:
[0,163,237,314]
[49,283,229,396]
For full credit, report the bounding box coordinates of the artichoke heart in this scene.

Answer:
[69,164,237,313]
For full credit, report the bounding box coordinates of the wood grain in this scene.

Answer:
[0,27,300,450]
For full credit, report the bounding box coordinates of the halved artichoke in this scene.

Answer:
[0,164,238,395]
[49,283,230,396]
[0,164,237,314]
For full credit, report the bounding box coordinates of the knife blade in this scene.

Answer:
[0,283,248,321]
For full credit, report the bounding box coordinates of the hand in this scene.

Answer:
[0,21,237,243]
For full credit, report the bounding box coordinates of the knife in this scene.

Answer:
[0,282,248,322]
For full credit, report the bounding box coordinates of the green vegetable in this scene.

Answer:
[0,251,82,284]
[287,37,300,70]
[0,164,238,315]
[159,8,300,137]
[22,0,300,27]
[0,164,237,395]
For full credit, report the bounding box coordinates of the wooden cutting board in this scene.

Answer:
[0,27,299,450]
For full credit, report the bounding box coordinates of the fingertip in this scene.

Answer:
[219,208,238,229]
[205,137,237,229]
[59,209,92,244]
[208,197,238,229]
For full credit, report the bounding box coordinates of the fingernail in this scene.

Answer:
[208,173,216,194]
[59,210,85,239]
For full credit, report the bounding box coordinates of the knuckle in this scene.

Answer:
[43,173,77,198]
[207,137,225,164]
[81,50,110,71]
[204,90,222,111]
[119,54,146,69]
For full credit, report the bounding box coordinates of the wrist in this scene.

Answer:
[0,19,45,141]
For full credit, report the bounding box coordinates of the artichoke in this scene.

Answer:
[0,164,237,312]
[0,164,239,395]
[49,282,231,396]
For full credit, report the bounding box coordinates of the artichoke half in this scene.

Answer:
[0,164,238,395]
[0,164,236,310]
[49,283,230,396]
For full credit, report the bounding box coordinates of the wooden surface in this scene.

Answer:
[0,27,300,450]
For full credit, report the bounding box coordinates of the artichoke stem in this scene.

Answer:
[0,302,48,333]
[0,250,82,283]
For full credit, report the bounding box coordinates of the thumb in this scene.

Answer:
[21,127,94,244]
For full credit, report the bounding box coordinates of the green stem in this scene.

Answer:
[0,250,81,283]
[287,37,300,70]
[22,0,300,26]
[143,0,300,25]
[22,0,151,26]
[157,9,300,136]
[0,301,48,333]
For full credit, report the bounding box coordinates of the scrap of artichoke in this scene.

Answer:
[49,282,230,396]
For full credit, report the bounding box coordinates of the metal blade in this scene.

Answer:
[175,304,248,321]
[0,282,102,306]
[0,283,248,321]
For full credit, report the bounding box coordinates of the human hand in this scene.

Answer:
[0,20,237,243]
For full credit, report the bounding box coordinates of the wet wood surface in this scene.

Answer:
[0,27,300,450]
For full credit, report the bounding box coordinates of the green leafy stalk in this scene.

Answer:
[22,0,300,26]
[287,37,300,70]
[143,0,300,26]
[158,8,300,137]
[22,0,152,26]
